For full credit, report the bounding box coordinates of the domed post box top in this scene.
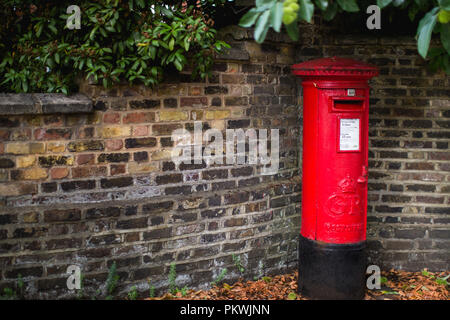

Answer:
[292,57,379,81]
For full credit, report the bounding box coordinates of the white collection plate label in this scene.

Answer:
[340,118,360,151]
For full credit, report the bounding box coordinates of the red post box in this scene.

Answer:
[292,57,378,299]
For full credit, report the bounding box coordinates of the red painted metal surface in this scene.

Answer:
[292,57,378,244]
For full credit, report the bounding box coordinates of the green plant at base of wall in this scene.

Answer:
[105,262,119,300]
[232,254,246,275]
[148,280,156,298]
[127,286,138,300]
[0,274,24,300]
[168,262,177,295]
[211,268,228,287]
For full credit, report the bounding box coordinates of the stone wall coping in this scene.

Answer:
[0,93,93,115]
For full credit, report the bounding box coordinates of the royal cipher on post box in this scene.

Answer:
[292,57,379,300]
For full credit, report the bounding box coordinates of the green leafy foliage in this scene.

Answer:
[105,262,119,299]
[422,268,450,286]
[232,253,245,274]
[211,268,228,287]
[287,291,297,299]
[127,286,138,300]
[416,7,439,58]
[148,280,156,298]
[0,0,229,93]
[336,0,359,12]
[0,273,24,300]
[0,288,16,300]
[168,262,177,295]
[167,262,189,296]
[239,0,450,74]
[76,273,85,300]
[435,274,450,286]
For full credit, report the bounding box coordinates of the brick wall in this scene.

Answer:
[0,20,449,299]
[0,28,301,298]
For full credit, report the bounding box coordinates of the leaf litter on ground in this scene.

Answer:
[145,269,448,300]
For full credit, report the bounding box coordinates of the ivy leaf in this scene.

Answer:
[254,10,271,44]
[256,0,276,11]
[441,23,450,55]
[183,37,190,51]
[48,24,58,35]
[337,0,359,12]
[323,1,338,21]
[174,59,183,71]
[299,0,315,23]
[438,0,450,10]
[36,23,43,37]
[314,0,329,11]
[377,0,393,8]
[149,46,156,59]
[90,26,99,40]
[161,7,174,18]
[285,19,299,41]
[393,0,405,7]
[416,7,439,58]
[270,2,284,32]
[239,8,261,27]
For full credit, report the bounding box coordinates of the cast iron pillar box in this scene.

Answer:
[292,57,378,300]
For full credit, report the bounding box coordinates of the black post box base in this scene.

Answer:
[298,235,366,300]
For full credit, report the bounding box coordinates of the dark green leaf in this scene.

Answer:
[441,23,450,55]
[48,24,58,35]
[438,0,450,10]
[393,0,405,7]
[270,2,284,32]
[285,20,299,41]
[239,8,261,27]
[174,59,183,71]
[314,0,329,11]
[299,0,315,22]
[161,7,174,18]
[254,10,271,43]
[90,26,99,40]
[256,0,276,11]
[323,1,338,21]
[337,0,359,12]
[377,0,393,8]
[416,7,439,58]
[36,23,43,37]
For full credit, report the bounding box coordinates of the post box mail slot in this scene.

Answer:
[292,57,378,300]
[332,98,364,112]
